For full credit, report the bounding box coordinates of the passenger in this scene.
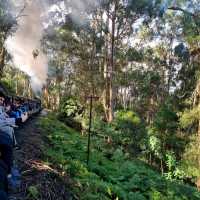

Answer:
[0,97,18,148]
[0,130,13,174]
[21,105,28,122]
[13,100,23,126]
[10,100,17,113]
[0,191,8,200]
[0,160,9,195]
[0,131,14,199]
[0,97,5,113]
[5,100,12,117]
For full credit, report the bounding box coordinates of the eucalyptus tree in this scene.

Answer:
[167,0,200,134]
[43,0,184,121]
[0,0,18,76]
[1,64,33,97]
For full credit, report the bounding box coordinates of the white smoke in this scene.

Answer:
[5,0,101,92]
[66,0,100,24]
[6,0,49,92]
[50,0,101,26]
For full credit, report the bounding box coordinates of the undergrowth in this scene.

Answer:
[39,114,200,200]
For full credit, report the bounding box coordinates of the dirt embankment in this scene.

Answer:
[9,114,71,200]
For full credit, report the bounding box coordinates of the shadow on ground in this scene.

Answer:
[9,115,71,200]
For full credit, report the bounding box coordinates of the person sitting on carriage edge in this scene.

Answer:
[0,159,9,198]
[0,130,13,174]
[10,99,23,126]
[0,190,8,200]
[0,97,18,149]
[0,131,13,200]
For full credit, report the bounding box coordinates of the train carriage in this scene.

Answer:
[0,83,42,198]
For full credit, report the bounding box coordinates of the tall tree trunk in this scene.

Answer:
[193,82,200,137]
[102,5,110,122]
[198,119,200,136]
[0,47,6,77]
[103,1,117,123]
[108,5,116,122]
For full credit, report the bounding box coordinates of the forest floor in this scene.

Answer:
[9,111,71,200]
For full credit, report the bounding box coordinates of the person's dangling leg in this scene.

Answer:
[0,190,8,200]
[10,128,17,147]
[0,160,9,193]
[0,144,13,174]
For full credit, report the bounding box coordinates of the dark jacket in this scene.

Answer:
[0,160,8,187]
[0,131,12,147]
[0,191,8,200]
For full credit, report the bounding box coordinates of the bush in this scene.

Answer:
[114,110,147,154]
[59,97,84,118]
[58,97,84,131]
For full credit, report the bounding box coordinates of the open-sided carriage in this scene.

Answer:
[0,83,42,199]
[0,83,42,124]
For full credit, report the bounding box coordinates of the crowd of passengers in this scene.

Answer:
[0,93,41,199]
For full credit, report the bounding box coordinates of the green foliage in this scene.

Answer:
[126,0,164,17]
[92,118,125,148]
[114,110,146,151]
[91,110,147,155]
[58,97,84,131]
[165,151,176,172]
[1,65,35,97]
[181,136,200,178]
[174,43,189,61]
[180,107,200,129]
[144,102,189,179]
[27,186,40,200]
[164,151,185,181]
[147,127,162,158]
[0,1,16,28]
[127,48,143,62]
[115,110,141,126]
[0,80,15,95]
[154,103,178,133]
[39,115,200,200]
[60,97,83,118]
[112,147,124,162]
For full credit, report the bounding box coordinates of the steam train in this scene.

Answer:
[0,83,42,199]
